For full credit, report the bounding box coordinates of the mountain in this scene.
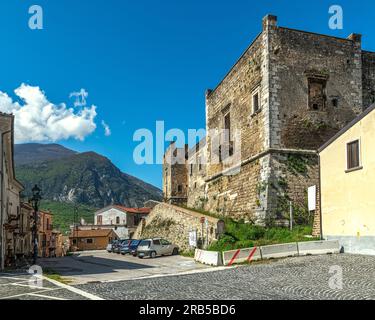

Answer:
[14,143,77,165]
[15,144,162,208]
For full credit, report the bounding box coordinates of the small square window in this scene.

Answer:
[332,98,339,107]
[347,140,360,170]
[86,239,93,244]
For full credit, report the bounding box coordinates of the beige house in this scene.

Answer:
[318,104,375,255]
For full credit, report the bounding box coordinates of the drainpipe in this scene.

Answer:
[0,130,12,270]
[318,154,323,240]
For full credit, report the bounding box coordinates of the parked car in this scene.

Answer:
[120,242,131,255]
[106,240,116,253]
[137,238,179,259]
[114,239,131,254]
[129,239,142,256]
[120,239,142,255]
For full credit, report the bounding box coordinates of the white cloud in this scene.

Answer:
[0,84,97,143]
[101,120,111,137]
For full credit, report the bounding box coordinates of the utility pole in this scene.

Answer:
[30,185,42,265]
[72,204,78,250]
[289,201,293,231]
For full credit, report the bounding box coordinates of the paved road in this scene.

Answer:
[76,254,375,300]
[0,272,101,300]
[39,250,211,285]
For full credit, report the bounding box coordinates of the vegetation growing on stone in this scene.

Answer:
[287,154,309,176]
[209,218,317,252]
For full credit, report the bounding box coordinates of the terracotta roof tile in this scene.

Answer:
[113,205,151,214]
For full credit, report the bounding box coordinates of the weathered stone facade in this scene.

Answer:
[187,139,207,209]
[163,15,375,226]
[163,142,189,205]
[133,202,220,252]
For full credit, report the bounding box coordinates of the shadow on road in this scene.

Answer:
[39,254,154,276]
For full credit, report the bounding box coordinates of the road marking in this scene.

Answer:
[28,293,67,300]
[12,283,47,289]
[0,288,60,300]
[0,280,30,286]
[0,276,29,280]
[43,275,104,300]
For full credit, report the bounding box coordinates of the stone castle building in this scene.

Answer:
[163,15,375,225]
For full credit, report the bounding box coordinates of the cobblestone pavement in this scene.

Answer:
[0,272,100,300]
[76,254,375,300]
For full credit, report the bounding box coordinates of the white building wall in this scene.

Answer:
[95,208,127,225]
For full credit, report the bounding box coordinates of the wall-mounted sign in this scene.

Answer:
[308,185,317,211]
[189,230,197,247]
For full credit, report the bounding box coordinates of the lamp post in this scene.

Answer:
[30,185,42,265]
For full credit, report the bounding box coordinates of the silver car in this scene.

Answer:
[137,238,179,259]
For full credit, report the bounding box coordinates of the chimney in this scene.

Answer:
[263,14,278,31]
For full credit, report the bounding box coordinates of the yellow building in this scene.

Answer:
[318,104,375,254]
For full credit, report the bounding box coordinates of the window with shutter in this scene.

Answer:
[347,140,360,170]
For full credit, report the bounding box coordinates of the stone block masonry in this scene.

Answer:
[133,202,220,252]
[163,14,375,226]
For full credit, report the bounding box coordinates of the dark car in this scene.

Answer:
[114,239,131,254]
[129,240,142,256]
[109,240,120,253]
[120,239,142,255]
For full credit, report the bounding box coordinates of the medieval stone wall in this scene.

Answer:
[362,51,375,109]
[268,152,319,224]
[204,159,261,222]
[163,143,188,204]
[163,15,375,228]
[271,28,363,151]
[187,141,207,209]
[133,202,219,252]
[205,32,266,179]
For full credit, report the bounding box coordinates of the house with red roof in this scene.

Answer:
[73,205,151,240]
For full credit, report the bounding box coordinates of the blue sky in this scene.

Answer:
[0,0,374,189]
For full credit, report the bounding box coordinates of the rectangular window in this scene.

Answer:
[190,163,193,176]
[347,140,360,170]
[308,78,327,111]
[223,112,233,158]
[97,215,102,225]
[252,92,260,113]
[86,239,93,244]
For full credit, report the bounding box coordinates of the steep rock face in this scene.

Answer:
[15,144,162,208]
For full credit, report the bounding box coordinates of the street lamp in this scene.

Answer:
[30,185,42,265]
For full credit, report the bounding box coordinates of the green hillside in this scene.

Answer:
[40,200,96,235]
